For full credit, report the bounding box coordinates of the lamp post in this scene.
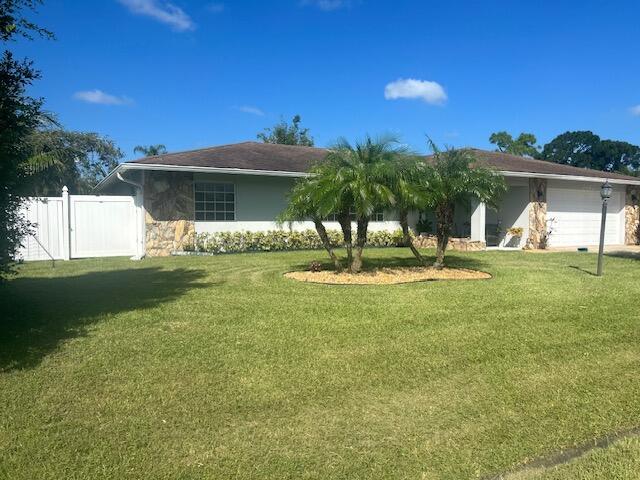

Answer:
[596,180,612,276]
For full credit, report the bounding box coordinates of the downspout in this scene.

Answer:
[117,170,146,260]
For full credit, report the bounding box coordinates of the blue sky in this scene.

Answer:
[13,0,640,160]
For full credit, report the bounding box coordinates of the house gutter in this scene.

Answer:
[95,163,310,191]
[500,170,640,186]
[96,162,640,191]
[116,170,143,189]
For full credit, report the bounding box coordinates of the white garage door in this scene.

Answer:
[547,184,624,247]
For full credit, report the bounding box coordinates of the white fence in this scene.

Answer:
[18,186,144,261]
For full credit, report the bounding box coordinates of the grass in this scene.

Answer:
[1,248,639,479]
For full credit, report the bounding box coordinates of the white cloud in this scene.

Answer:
[118,0,195,31]
[384,78,447,105]
[206,2,225,13]
[301,0,352,11]
[73,89,132,106]
[630,105,640,116]
[234,105,265,116]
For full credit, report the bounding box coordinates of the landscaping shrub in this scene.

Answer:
[190,229,410,254]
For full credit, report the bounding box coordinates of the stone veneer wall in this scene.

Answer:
[144,171,195,257]
[413,235,486,251]
[625,185,640,245]
[526,178,547,249]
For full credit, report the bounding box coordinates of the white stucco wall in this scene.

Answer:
[192,172,406,234]
[485,177,530,248]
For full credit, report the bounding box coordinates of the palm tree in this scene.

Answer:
[423,142,506,269]
[311,135,401,273]
[278,177,342,271]
[389,154,430,264]
[133,144,167,157]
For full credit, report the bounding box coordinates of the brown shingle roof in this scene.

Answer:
[466,149,638,181]
[131,141,326,173]
[128,141,639,182]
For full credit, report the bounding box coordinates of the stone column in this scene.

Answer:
[526,178,547,249]
[625,185,640,245]
[144,171,195,257]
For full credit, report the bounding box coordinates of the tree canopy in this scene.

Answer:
[489,131,539,158]
[21,126,123,195]
[539,131,640,174]
[0,0,50,275]
[257,115,314,146]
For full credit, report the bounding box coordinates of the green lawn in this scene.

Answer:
[1,249,639,479]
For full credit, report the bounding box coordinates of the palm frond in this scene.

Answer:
[22,151,64,174]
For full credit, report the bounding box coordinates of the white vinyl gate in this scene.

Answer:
[18,186,143,261]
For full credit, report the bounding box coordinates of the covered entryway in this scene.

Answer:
[547,181,625,247]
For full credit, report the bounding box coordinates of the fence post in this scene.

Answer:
[61,186,71,260]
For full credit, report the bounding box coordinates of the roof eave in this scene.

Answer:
[501,170,640,185]
[95,163,640,192]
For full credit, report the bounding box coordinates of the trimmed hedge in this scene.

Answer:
[188,229,409,254]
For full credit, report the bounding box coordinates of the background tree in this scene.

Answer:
[538,131,640,174]
[597,140,640,175]
[22,125,123,195]
[0,0,52,275]
[257,114,314,146]
[538,130,600,169]
[133,144,167,157]
[424,142,506,269]
[489,131,540,157]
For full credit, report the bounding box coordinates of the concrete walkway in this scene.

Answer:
[522,245,640,254]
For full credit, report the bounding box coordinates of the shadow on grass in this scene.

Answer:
[0,267,208,372]
[291,250,489,273]
[605,251,640,260]
[568,265,598,277]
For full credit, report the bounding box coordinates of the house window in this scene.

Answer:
[326,211,384,222]
[194,182,235,221]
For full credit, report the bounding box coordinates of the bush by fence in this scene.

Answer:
[187,229,410,254]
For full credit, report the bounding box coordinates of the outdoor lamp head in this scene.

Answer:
[601,180,612,201]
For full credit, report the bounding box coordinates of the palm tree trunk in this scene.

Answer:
[434,203,454,269]
[337,212,353,268]
[399,208,424,265]
[313,218,341,271]
[351,217,368,273]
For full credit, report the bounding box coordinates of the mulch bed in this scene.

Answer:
[284,266,491,285]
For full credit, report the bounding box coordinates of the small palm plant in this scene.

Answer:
[423,142,506,269]
[311,135,402,273]
[278,177,342,271]
[388,153,430,264]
